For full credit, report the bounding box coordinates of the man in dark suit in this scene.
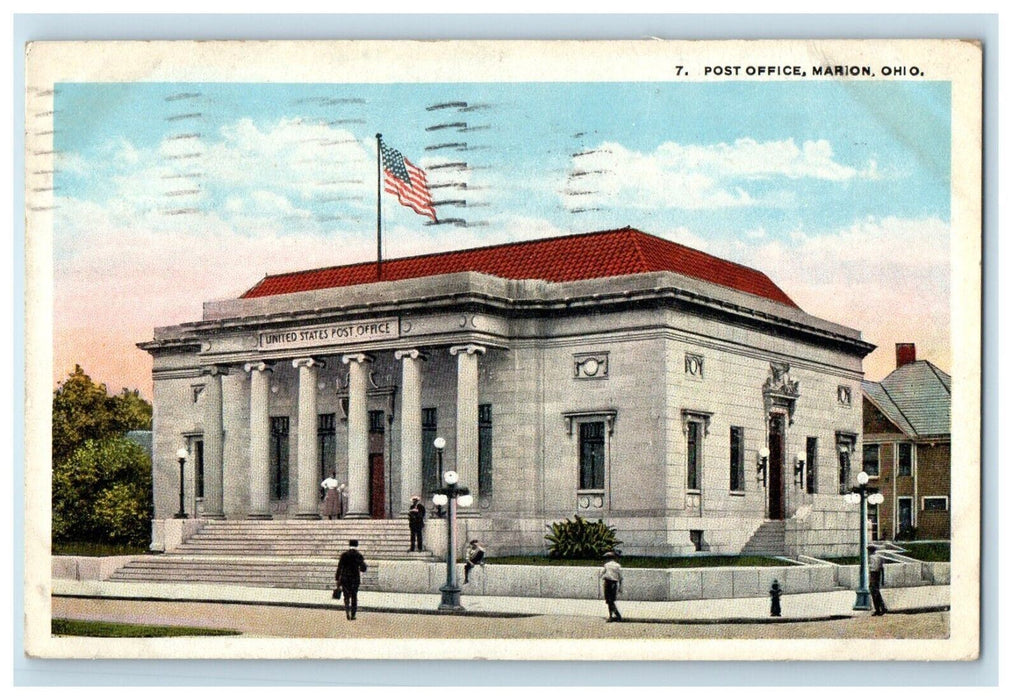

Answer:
[408,496,426,552]
[336,539,368,620]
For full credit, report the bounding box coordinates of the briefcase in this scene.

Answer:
[332,587,343,599]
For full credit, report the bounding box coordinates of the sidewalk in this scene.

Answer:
[51,579,949,624]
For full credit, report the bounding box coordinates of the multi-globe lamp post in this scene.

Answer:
[174,447,189,519]
[430,437,473,612]
[844,470,885,610]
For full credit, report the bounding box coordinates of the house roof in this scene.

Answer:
[240,227,799,308]
[862,360,951,439]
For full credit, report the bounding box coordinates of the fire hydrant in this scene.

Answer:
[769,579,783,617]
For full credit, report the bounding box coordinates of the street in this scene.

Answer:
[52,597,949,640]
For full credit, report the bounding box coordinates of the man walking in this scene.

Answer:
[408,496,426,552]
[336,539,368,620]
[868,543,888,616]
[599,550,624,622]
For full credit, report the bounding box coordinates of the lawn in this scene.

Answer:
[52,541,151,557]
[52,618,240,638]
[900,541,951,562]
[485,555,797,568]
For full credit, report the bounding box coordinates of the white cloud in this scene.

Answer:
[560,138,879,211]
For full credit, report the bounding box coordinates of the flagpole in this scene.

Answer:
[375,133,383,281]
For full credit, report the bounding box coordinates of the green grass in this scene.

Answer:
[52,618,240,638]
[485,555,796,568]
[819,556,860,565]
[51,541,151,557]
[901,541,951,562]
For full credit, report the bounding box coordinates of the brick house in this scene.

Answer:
[861,344,951,541]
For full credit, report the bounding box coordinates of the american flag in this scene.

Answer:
[380,139,437,222]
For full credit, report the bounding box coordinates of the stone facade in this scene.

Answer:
[141,243,874,557]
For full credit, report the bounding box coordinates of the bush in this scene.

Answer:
[544,515,622,559]
[53,436,153,546]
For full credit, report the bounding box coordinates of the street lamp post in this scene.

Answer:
[431,437,473,613]
[844,470,885,610]
[174,447,189,519]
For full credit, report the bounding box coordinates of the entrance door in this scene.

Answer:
[768,413,785,520]
[369,453,386,519]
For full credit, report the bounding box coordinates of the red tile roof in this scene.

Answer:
[241,227,798,308]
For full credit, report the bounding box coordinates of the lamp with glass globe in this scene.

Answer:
[431,437,471,612]
[174,447,189,519]
[844,469,885,611]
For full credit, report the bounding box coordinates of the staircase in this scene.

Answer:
[108,520,435,591]
[741,520,787,555]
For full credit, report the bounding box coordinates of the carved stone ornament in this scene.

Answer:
[763,362,800,424]
[685,353,704,379]
[573,352,609,380]
[837,385,852,406]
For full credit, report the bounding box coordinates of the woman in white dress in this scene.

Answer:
[321,473,341,519]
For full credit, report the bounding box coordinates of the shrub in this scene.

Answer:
[544,515,622,559]
[52,435,153,546]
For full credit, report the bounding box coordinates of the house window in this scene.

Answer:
[897,442,913,476]
[806,437,818,494]
[687,421,702,491]
[863,444,880,477]
[729,426,744,492]
[579,421,605,490]
[317,413,336,481]
[270,416,290,500]
[478,403,493,499]
[923,496,949,512]
[369,410,386,434]
[422,407,437,492]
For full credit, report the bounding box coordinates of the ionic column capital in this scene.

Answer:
[292,357,325,370]
[201,365,231,377]
[342,353,374,366]
[244,361,274,374]
[450,343,487,357]
[395,348,426,362]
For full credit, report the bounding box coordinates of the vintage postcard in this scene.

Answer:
[24,39,981,661]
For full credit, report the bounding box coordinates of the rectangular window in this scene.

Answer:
[863,444,880,477]
[194,439,205,499]
[270,416,290,500]
[478,404,493,499]
[687,421,701,491]
[897,442,913,476]
[923,496,949,512]
[806,437,818,494]
[729,426,744,492]
[369,410,386,434]
[317,413,336,481]
[422,407,437,492]
[897,497,914,534]
[579,421,605,490]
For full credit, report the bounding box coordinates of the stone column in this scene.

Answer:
[293,357,324,519]
[245,362,273,519]
[342,353,373,518]
[395,349,425,506]
[450,344,486,512]
[201,366,227,518]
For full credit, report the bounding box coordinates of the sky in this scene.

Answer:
[52,80,952,398]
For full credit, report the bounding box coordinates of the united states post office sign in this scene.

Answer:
[257,318,400,351]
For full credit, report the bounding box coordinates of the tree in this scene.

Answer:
[52,365,151,465]
[51,366,154,547]
[52,435,153,545]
